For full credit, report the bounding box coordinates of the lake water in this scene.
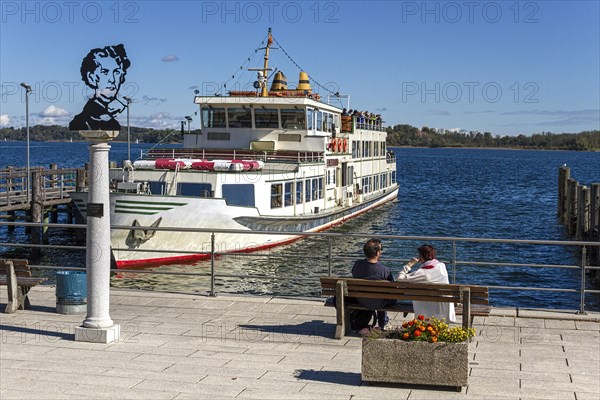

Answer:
[1,141,599,310]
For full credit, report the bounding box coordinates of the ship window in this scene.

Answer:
[284,182,293,206]
[254,108,279,128]
[201,107,226,128]
[326,113,333,133]
[178,183,212,197]
[281,109,306,129]
[352,141,358,158]
[392,171,396,184]
[148,181,166,195]
[316,112,323,132]
[374,141,379,157]
[223,184,255,207]
[305,179,311,202]
[296,181,303,204]
[311,178,319,201]
[271,184,282,208]
[228,108,252,128]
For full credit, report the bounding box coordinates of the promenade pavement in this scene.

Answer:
[1,286,599,400]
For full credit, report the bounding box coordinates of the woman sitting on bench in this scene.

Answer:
[396,244,456,322]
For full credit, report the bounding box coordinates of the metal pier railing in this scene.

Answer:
[1,221,599,313]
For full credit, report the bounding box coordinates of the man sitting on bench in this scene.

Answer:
[351,238,396,331]
[397,244,456,322]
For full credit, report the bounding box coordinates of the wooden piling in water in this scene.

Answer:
[30,171,43,260]
[567,179,578,235]
[558,166,570,224]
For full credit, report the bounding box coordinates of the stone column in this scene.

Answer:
[74,130,120,343]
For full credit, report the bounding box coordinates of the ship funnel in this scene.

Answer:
[297,71,312,92]
[270,71,288,91]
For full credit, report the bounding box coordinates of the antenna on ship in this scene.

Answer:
[249,28,275,97]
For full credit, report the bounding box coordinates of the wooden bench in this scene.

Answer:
[320,277,490,339]
[0,259,48,313]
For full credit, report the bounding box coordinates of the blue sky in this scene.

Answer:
[1,0,599,135]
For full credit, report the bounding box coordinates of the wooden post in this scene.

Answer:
[567,179,579,235]
[591,183,600,235]
[4,260,21,314]
[50,163,58,188]
[7,210,15,232]
[576,185,588,240]
[460,287,471,330]
[30,171,43,260]
[558,166,570,224]
[42,208,50,244]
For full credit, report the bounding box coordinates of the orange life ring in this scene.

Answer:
[343,138,348,152]
[337,138,343,153]
[330,139,337,152]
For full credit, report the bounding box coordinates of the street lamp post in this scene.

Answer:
[20,82,32,202]
[123,96,132,160]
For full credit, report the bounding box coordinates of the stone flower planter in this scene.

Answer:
[361,338,469,389]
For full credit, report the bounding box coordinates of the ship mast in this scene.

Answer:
[261,28,273,97]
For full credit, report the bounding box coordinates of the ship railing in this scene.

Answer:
[1,221,599,314]
[351,117,386,132]
[142,149,324,163]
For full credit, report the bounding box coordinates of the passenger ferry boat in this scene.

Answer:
[71,29,399,268]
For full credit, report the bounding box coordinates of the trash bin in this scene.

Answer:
[55,271,87,314]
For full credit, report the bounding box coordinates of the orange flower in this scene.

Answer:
[402,333,410,340]
[414,330,422,337]
[402,322,408,328]
[427,326,434,332]
[431,336,438,343]
[408,320,414,326]
[418,315,425,321]
[419,325,426,332]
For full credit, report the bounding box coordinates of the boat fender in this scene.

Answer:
[337,138,343,153]
[343,138,348,152]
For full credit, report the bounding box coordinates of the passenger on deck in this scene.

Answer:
[342,108,349,116]
[352,238,396,330]
[396,244,456,322]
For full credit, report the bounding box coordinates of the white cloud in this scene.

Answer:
[161,55,179,62]
[40,105,70,118]
[0,114,9,126]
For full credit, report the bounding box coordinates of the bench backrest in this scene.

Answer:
[0,259,32,277]
[320,277,489,305]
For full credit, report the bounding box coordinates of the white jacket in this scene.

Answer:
[396,259,456,322]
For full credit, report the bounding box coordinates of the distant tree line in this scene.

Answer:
[386,125,600,151]
[1,124,598,151]
[0,125,196,144]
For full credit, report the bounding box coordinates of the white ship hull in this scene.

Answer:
[71,187,398,268]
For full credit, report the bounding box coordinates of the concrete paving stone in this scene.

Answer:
[563,349,600,361]
[0,376,74,392]
[2,359,113,375]
[132,377,242,396]
[104,343,197,357]
[190,350,284,363]
[132,353,232,367]
[545,319,577,329]
[43,346,141,360]
[519,358,569,371]
[193,300,236,310]
[472,352,521,363]
[4,367,144,388]
[574,391,600,400]
[490,308,518,317]
[566,359,600,369]
[0,342,56,354]
[574,320,600,330]
[483,316,516,327]
[469,368,572,382]
[101,367,205,383]
[468,359,521,371]
[521,377,597,392]
[300,381,411,397]
[0,389,82,400]
[64,383,179,399]
[164,363,268,379]
[570,373,600,384]
[200,374,309,391]
[558,330,600,340]
[466,384,577,399]
[235,388,350,400]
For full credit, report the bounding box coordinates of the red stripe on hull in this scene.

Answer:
[115,192,398,269]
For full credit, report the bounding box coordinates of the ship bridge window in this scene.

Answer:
[271,183,282,208]
[228,108,252,128]
[284,182,293,206]
[201,107,226,128]
[254,108,279,128]
[307,109,314,130]
[281,109,306,129]
[178,183,213,197]
[223,184,255,207]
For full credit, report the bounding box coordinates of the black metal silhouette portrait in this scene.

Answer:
[69,44,131,131]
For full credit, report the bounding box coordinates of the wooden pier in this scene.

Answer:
[0,165,88,256]
[558,166,600,271]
